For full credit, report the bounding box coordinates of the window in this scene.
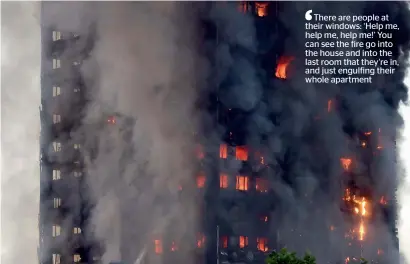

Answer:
[170,241,178,252]
[236,175,249,191]
[53,114,61,124]
[73,254,81,262]
[260,215,268,222]
[255,151,265,164]
[221,236,228,248]
[52,169,61,180]
[52,225,61,237]
[196,144,204,159]
[255,178,268,193]
[107,116,116,124]
[220,173,228,189]
[255,2,268,17]
[52,31,61,41]
[53,198,61,208]
[197,172,205,188]
[52,253,61,264]
[220,143,227,159]
[197,233,205,248]
[74,144,81,149]
[154,239,163,254]
[52,59,61,69]
[73,171,83,177]
[53,86,61,97]
[73,227,82,234]
[53,142,61,152]
[257,237,268,252]
[238,1,248,13]
[235,146,248,161]
[239,236,248,248]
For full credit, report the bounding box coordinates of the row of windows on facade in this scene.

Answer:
[52,142,81,152]
[197,144,265,164]
[194,173,269,192]
[52,225,82,237]
[52,86,81,97]
[52,58,82,69]
[52,169,83,180]
[52,30,79,42]
[153,235,268,254]
[52,253,82,264]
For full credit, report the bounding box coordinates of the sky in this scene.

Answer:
[0,2,409,264]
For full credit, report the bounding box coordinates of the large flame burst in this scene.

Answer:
[343,188,371,242]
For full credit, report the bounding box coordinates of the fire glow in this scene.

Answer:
[343,188,371,241]
[275,56,294,79]
[255,2,268,17]
[340,158,352,171]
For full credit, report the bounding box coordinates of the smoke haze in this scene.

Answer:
[80,2,205,263]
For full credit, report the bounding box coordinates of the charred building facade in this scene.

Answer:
[39,3,101,264]
[38,2,409,264]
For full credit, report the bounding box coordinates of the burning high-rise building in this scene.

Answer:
[38,2,410,264]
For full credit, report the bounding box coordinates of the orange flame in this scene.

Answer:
[255,2,268,17]
[340,158,352,171]
[327,100,332,113]
[343,189,370,217]
[359,220,365,241]
[275,56,294,79]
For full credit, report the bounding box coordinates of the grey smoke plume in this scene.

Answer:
[78,2,205,264]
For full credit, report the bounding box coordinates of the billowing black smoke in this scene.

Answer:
[199,1,410,264]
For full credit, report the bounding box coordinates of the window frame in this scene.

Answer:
[236,175,249,191]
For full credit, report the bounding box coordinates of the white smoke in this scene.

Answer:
[398,70,410,263]
[1,2,41,264]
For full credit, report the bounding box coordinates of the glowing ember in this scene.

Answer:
[340,158,352,171]
[364,131,372,136]
[275,56,294,79]
[380,196,388,205]
[255,2,268,17]
[361,141,367,147]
